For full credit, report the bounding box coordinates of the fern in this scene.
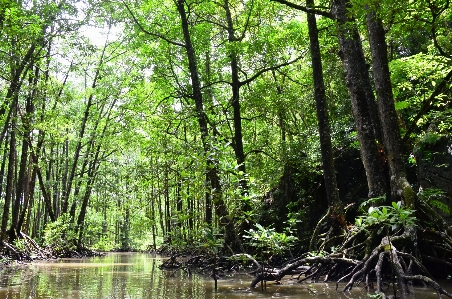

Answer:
[419,188,450,215]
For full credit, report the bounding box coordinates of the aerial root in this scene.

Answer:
[247,235,452,299]
[309,207,331,251]
[249,255,360,288]
[374,237,452,299]
[404,275,452,299]
[229,253,262,272]
[1,231,56,262]
[159,254,184,269]
[341,247,379,292]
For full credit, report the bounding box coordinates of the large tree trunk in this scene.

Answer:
[366,10,416,208]
[331,0,387,198]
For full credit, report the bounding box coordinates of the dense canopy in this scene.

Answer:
[1,0,452,297]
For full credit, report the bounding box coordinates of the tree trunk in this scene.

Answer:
[10,66,38,241]
[366,10,415,207]
[157,178,165,236]
[176,174,183,229]
[36,165,56,222]
[1,111,16,242]
[331,0,387,198]
[18,158,35,234]
[187,185,193,230]
[306,0,341,209]
[306,0,344,250]
[176,0,242,252]
[164,164,171,238]
[151,184,157,250]
[76,155,100,248]
[10,124,28,241]
[0,134,8,209]
[60,134,69,217]
[223,0,249,197]
[0,43,36,119]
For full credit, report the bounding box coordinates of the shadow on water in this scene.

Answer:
[0,252,448,298]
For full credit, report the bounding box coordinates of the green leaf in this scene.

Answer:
[394,100,410,110]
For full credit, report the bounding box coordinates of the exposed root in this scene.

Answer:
[249,255,361,288]
[156,198,452,298]
[404,275,452,298]
[309,207,331,251]
[1,231,56,262]
[249,225,452,298]
[159,254,184,269]
[229,253,262,272]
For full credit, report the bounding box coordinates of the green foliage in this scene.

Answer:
[164,224,224,255]
[413,132,443,160]
[243,223,298,259]
[13,238,26,252]
[390,53,452,135]
[196,227,224,255]
[419,188,450,215]
[367,292,383,299]
[43,214,78,254]
[359,195,387,208]
[91,237,116,252]
[354,201,416,235]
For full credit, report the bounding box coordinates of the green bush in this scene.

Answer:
[244,223,298,260]
[43,214,78,254]
[354,201,416,235]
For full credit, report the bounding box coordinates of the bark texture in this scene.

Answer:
[331,0,387,198]
[306,0,343,250]
[306,0,340,209]
[366,10,415,207]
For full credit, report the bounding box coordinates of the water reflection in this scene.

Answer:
[0,253,443,298]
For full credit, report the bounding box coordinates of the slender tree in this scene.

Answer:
[61,39,108,215]
[305,0,343,250]
[175,0,243,251]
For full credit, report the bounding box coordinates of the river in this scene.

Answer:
[0,252,446,298]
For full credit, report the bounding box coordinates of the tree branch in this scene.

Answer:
[270,0,333,19]
[236,0,255,41]
[121,0,186,48]
[244,149,280,162]
[239,52,307,86]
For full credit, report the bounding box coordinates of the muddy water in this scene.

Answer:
[0,252,446,298]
